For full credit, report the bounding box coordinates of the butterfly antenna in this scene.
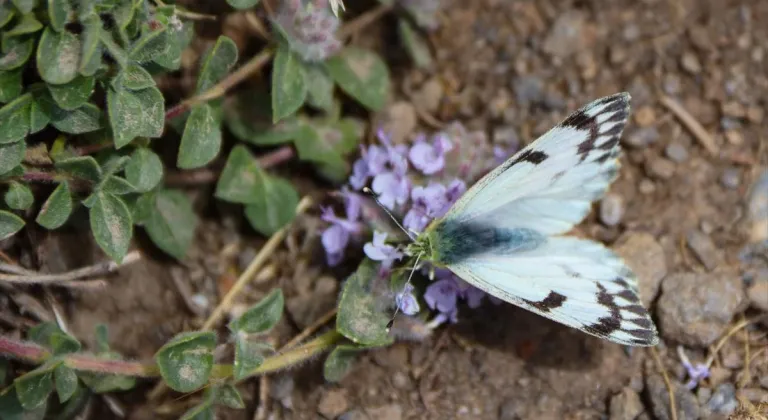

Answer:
[362,187,416,241]
[386,252,423,332]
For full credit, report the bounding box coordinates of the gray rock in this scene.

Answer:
[645,158,676,180]
[542,11,587,59]
[663,74,682,95]
[340,409,369,420]
[657,271,745,346]
[379,101,417,144]
[318,388,350,419]
[665,143,689,163]
[720,168,741,189]
[614,232,668,307]
[365,404,402,420]
[499,400,526,420]
[600,194,625,227]
[707,383,738,415]
[270,374,295,409]
[413,78,443,113]
[624,127,660,148]
[512,76,544,107]
[646,374,700,420]
[746,169,768,243]
[686,229,723,271]
[609,387,645,420]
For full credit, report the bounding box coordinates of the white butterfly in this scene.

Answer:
[408,93,660,346]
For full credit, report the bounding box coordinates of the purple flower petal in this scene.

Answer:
[342,188,362,221]
[403,207,430,233]
[424,278,459,314]
[395,284,420,315]
[372,172,410,210]
[409,141,445,175]
[321,224,349,255]
[349,158,370,189]
[363,231,404,268]
[463,286,485,309]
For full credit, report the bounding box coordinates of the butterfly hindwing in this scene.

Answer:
[446,237,658,346]
[445,92,630,235]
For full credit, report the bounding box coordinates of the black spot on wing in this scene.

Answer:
[585,281,657,345]
[559,94,629,162]
[523,291,567,313]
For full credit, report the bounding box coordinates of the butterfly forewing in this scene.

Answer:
[433,93,659,346]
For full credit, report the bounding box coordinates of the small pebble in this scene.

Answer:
[720,168,741,189]
[624,127,660,148]
[665,143,689,163]
[318,389,350,419]
[681,51,702,74]
[634,106,656,127]
[747,106,764,123]
[722,101,746,118]
[599,194,625,227]
[392,372,409,389]
[747,281,768,311]
[724,130,744,145]
[663,73,682,95]
[190,294,209,311]
[686,229,722,271]
[707,383,739,415]
[646,158,676,180]
[639,179,656,194]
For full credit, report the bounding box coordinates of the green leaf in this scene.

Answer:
[5,181,33,210]
[99,175,135,195]
[5,13,43,37]
[0,68,23,102]
[35,90,101,134]
[214,145,261,204]
[324,344,366,382]
[99,154,130,177]
[179,401,214,420]
[14,363,56,410]
[232,338,269,381]
[128,26,168,63]
[37,27,81,85]
[229,288,284,334]
[54,364,78,403]
[325,47,390,111]
[155,331,216,393]
[336,259,394,346]
[305,64,335,113]
[89,192,132,262]
[29,97,49,133]
[227,0,261,9]
[125,148,163,192]
[144,189,197,260]
[119,63,155,90]
[244,176,299,235]
[108,86,164,148]
[28,322,81,355]
[111,0,137,29]
[36,182,72,229]
[79,17,103,76]
[0,140,25,175]
[0,2,15,29]
[28,321,61,346]
[195,36,238,93]
[223,89,302,145]
[0,35,35,70]
[152,16,193,71]
[215,384,245,409]
[54,156,102,182]
[0,387,48,420]
[0,210,24,239]
[47,75,95,110]
[271,43,307,122]
[0,92,32,143]
[11,0,36,14]
[79,371,135,393]
[94,323,109,352]
[178,103,221,169]
[48,0,74,32]
[398,19,433,69]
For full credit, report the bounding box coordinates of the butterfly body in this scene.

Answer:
[406,92,660,347]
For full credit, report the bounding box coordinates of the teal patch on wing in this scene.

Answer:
[432,219,545,264]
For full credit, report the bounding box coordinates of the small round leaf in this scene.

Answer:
[36,182,73,229]
[89,192,133,263]
[125,148,163,192]
[5,181,33,210]
[324,47,390,111]
[155,331,216,393]
[228,288,284,334]
[178,103,221,169]
[0,210,25,240]
[271,43,307,123]
[54,364,78,403]
[37,27,81,85]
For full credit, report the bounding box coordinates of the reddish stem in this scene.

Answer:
[164,145,295,186]
[164,103,187,121]
[0,336,49,363]
[22,171,59,183]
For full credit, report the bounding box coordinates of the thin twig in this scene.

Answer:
[659,95,719,156]
[705,316,767,368]
[279,308,337,351]
[149,197,315,401]
[245,11,271,41]
[202,197,313,330]
[739,314,751,388]
[0,262,37,276]
[337,3,393,39]
[649,347,678,420]
[0,251,141,285]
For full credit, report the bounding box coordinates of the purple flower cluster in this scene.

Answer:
[321,126,516,324]
[273,0,342,62]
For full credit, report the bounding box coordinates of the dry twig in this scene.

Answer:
[659,95,719,156]
[649,347,678,420]
[0,251,141,285]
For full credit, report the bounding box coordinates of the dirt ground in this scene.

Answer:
[4,0,768,419]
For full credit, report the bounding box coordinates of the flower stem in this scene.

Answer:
[0,329,342,381]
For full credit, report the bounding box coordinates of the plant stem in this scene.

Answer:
[0,329,342,381]
[0,251,141,285]
[164,48,275,121]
